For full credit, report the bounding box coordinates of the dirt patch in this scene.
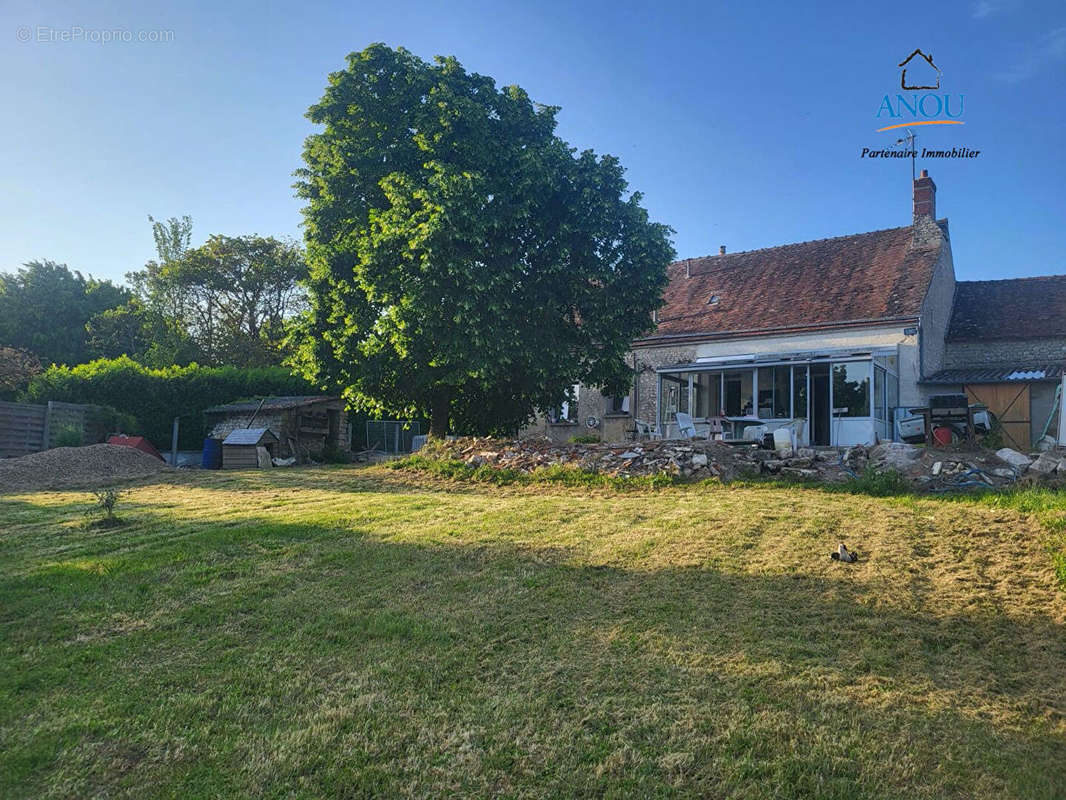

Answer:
[0,444,169,493]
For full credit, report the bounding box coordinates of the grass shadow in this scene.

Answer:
[2,493,1066,797]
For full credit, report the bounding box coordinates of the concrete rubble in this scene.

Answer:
[426,438,1066,491]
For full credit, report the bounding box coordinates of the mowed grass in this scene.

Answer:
[2,465,1065,799]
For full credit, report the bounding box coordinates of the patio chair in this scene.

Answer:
[707,416,725,441]
[675,412,698,439]
[634,419,662,440]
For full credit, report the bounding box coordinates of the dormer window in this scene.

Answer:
[707,294,721,306]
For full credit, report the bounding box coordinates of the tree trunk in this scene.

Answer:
[428,386,451,439]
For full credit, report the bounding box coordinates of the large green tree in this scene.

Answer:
[293,45,674,436]
[0,260,130,366]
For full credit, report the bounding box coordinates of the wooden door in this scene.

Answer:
[964,383,1031,450]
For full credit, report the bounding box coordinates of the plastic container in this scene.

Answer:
[773,427,794,453]
[931,426,953,447]
[201,437,222,469]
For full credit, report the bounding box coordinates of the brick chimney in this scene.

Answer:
[913,169,936,221]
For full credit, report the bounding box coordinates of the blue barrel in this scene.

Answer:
[201,437,222,470]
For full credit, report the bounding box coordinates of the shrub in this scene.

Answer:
[53,426,83,447]
[22,356,314,450]
[569,434,601,444]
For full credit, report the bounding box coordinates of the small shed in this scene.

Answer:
[221,428,279,470]
[204,396,351,462]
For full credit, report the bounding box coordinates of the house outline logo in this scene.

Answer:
[898,48,941,91]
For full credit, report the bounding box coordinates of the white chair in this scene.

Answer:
[634,419,662,440]
[742,424,769,442]
[675,412,698,439]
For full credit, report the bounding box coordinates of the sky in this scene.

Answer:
[1,0,1064,286]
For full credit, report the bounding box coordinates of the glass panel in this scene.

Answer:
[757,367,791,419]
[832,362,871,417]
[887,373,899,430]
[692,372,720,418]
[874,366,886,420]
[660,374,686,427]
[724,370,754,417]
[885,355,898,373]
[757,369,771,418]
[793,366,808,420]
[774,367,790,418]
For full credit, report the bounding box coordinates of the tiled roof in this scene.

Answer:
[923,364,1064,384]
[947,276,1066,341]
[639,222,945,343]
[204,396,338,413]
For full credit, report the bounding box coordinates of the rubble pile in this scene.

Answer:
[424,437,1066,491]
[442,437,843,481]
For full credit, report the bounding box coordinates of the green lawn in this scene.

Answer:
[2,465,1065,798]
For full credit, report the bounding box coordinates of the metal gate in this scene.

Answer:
[364,420,422,454]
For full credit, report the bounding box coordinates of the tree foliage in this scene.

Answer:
[128,226,307,367]
[293,44,674,436]
[0,260,131,367]
[0,346,42,398]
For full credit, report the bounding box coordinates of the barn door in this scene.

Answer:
[964,383,1031,450]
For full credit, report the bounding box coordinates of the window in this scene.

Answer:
[692,372,721,418]
[832,362,870,417]
[758,366,791,419]
[793,366,808,420]
[724,370,754,416]
[607,394,630,414]
[887,371,899,428]
[874,366,886,420]
[550,385,579,423]
[660,373,686,427]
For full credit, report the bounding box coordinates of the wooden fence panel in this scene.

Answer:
[0,401,110,458]
[45,401,87,448]
[0,401,47,458]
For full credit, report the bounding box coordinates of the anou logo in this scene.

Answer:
[876,49,965,131]
[877,93,965,119]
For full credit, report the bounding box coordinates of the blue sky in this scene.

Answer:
[1,0,1064,285]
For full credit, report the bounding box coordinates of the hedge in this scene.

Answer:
[21,356,317,450]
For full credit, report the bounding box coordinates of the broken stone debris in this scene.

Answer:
[995,448,1033,470]
[421,437,1066,491]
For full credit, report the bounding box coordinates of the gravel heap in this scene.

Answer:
[0,445,169,493]
[426,437,1054,491]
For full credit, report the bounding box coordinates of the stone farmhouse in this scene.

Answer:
[523,171,1066,449]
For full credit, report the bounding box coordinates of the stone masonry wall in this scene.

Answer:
[943,338,1066,370]
[520,384,638,443]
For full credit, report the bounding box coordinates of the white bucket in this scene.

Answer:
[773,427,793,455]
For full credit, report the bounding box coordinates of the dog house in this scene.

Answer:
[221,428,279,470]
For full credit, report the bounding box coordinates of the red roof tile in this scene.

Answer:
[947,276,1066,341]
[639,223,944,343]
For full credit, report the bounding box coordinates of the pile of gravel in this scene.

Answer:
[0,444,170,493]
